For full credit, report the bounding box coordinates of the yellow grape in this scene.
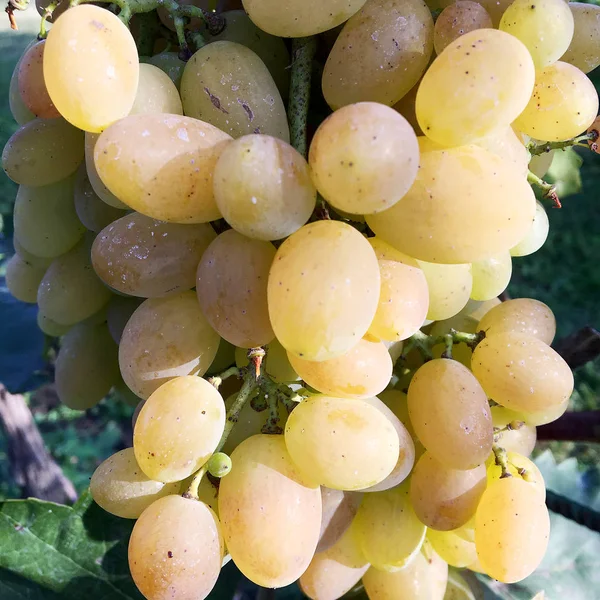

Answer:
[235,339,300,383]
[417,261,472,321]
[44,5,139,132]
[9,44,35,125]
[408,359,493,469]
[472,332,573,413]
[490,406,537,456]
[392,79,421,136]
[514,62,598,142]
[14,176,85,258]
[37,238,112,325]
[134,376,225,482]
[180,42,289,141]
[106,295,143,344]
[362,548,448,600]
[430,314,478,367]
[219,435,321,587]
[206,340,236,376]
[470,253,512,302]
[378,389,425,458]
[2,117,84,186]
[17,40,60,118]
[510,201,549,257]
[5,254,47,304]
[486,451,545,499]
[500,0,574,68]
[37,311,71,337]
[129,63,182,116]
[416,29,535,147]
[242,0,366,36]
[477,297,556,344]
[366,144,536,264]
[147,52,185,88]
[317,488,363,552]
[521,397,569,426]
[562,3,600,74]
[409,452,487,530]
[284,396,399,490]
[55,322,120,410]
[433,1,493,55]
[196,230,275,348]
[90,448,180,518]
[475,477,550,583]
[475,127,529,177]
[94,114,231,222]
[459,298,500,321]
[267,221,380,361]
[213,134,316,240]
[299,522,369,600]
[309,103,419,214]
[129,495,224,600]
[323,0,433,109]
[427,529,477,568]
[355,481,426,571]
[287,338,392,399]
[119,291,220,399]
[92,212,216,298]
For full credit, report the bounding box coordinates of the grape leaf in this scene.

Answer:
[546,148,583,199]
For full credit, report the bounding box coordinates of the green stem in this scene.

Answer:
[492,445,512,478]
[216,374,258,452]
[401,328,485,362]
[441,333,453,359]
[527,170,561,208]
[261,388,283,434]
[207,365,240,390]
[38,0,57,38]
[527,132,598,157]
[182,464,208,500]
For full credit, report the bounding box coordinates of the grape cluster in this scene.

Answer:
[2,0,596,598]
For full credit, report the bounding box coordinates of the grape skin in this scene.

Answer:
[106,295,143,344]
[129,63,183,116]
[9,49,35,125]
[5,254,47,304]
[470,252,512,302]
[433,1,493,55]
[427,528,477,568]
[486,451,546,499]
[562,2,600,74]
[490,406,537,456]
[510,201,549,258]
[317,488,363,553]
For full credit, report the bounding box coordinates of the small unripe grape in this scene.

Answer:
[208,453,232,478]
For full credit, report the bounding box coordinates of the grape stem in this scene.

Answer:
[527,132,598,157]
[401,328,485,361]
[207,365,241,390]
[38,0,57,38]
[492,445,512,478]
[527,170,561,208]
[182,464,208,500]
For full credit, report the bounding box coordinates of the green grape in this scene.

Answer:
[472,332,573,414]
[408,359,493,469]
[208,452,232,478]
[55,322,120,410]
[37,238,112,325]
[477,298,556,344]
[214,134,315,241]
[427,529,476,568]
[94,114,231,222]
[430,314,478,367]
[366,144,536,264]
[234,339,300,383]
[206,339,237,376]
[180,42,289,141]
[119,291,220,399]
[14,175,85,258]
[267,221,380,361]
[196,230,275,348]
[309,103,419,215]
[2,117,84,186]
[208,10,290,98]
[362,547,448,599]
[486,451,545,499]
[134,376,225,482]
[433,1,492,55]
[5,254,47,304]
[9,46,35,125]
[500,0,573,68]
[521,397,569,426]
[378,389,425,459]
[417,261,472,321]
[475,127,529,177]
[409,452,487,530]
[317,487,363,552]
[147,52,185,89]
[284,396,399,490]
[463,297,501,322]
[90,448,180,518]
[562,3,600,74]
[355,481,426,571]
[299,522,369,600]
[106,295,143,344]
[92,212,216,298]
[219,435,321,587]
[510,201,549,257]
[490,406,537,456]
[17,40,60,119]
[475,477,550,583]
[470,253,512,302]
[44,5,139,132]
[129,495,224,600]
[416,29,535,147]
[514,62,598,142]
[129,63,183,116]
[37,310,71,337]
[287,338,392,399]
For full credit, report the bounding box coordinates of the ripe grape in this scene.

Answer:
[487,451,545,499]
[475,127,530,177]
[94,114,231,222]
[106,295,143,344]
[470,253,512,302]
[433,1,493,55]
[284,395,399,490]
[37,311,71,337]
[267,221,380,361]
[147,52,185,88]
[119,291,220,399]
[213,134,316,240]
[463,297,501,321]
[129,63,183,116]
[416,29,535,147]
[490,406,537,456]
[5,254,47,304]
[378,389,425,458]
[128,495,224,600]
[409,452,487,530]
[317,488,363,552]
[475,477,550,583]
[523,397,569,426]
[510,201,549,257]
[9,51,35,125]
[180,42,289,141]
[427,528,477,568]
[218,435,321,587]
[43,5,139,132]
[471,332,573,413]
[561,3,600,74]
[235,339,299,383]
[90,448,180,519]
[417,261,472,321]
[134,376,225,482]
[92,212,216,298]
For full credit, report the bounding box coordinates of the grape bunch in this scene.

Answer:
[2,0,597,598]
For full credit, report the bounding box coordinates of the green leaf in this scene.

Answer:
[546,148,583,198]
